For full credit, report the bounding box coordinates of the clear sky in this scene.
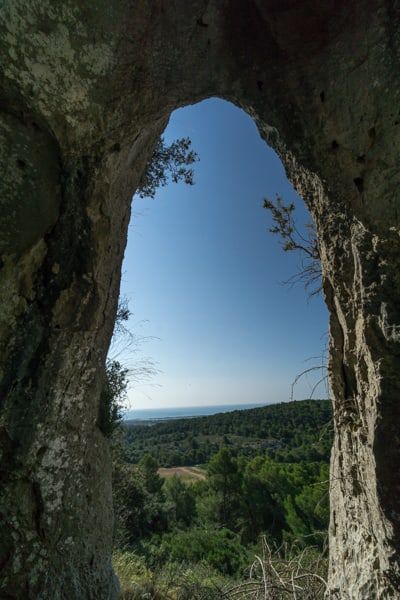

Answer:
[118,98,329,410]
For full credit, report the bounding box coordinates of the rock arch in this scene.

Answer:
[0,1,399,598]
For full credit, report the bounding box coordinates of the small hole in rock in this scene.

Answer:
[353,177,364,193]
[17,158,26,169]
[320,91,325,103]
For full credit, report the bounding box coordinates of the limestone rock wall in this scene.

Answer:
[0,1,399,598]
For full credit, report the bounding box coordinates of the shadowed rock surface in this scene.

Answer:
[0,1,399,598]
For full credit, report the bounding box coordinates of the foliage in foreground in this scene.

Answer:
[112,404,330,598]
[113,538,327,600]
[112,403,331,597]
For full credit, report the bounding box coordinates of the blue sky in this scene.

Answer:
[118,98,329,409]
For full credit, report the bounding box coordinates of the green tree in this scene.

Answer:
[112,452,167,548]
[163,474,196,528]
[241,456,286,543]
[139,453,163,495]
[207,447,242,529]
[159,527,247,576]
[137,136,199,199]
[99,359,129,437]
[112,457,148,547]
[283,463,329,547]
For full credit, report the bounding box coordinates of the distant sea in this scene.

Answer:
[123,402,270,422]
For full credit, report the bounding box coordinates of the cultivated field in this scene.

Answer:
[158,466,206,481]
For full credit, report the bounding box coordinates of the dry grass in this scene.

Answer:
[224,537,327,600]
[158,466,206,481]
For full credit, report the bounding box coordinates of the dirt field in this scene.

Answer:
[158,466,206,481]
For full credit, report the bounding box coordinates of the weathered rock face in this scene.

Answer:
[0,1,399,598]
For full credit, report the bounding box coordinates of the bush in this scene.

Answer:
[112,550,151,597]
[113,550,230,599]
[159,527,248,576]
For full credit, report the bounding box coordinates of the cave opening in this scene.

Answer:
[118,97,329,416]
[1,3,399,597]
[109,97,332,593]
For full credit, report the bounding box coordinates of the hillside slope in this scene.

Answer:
[123,399,333,467]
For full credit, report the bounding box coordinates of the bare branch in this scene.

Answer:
[263,196,322,298]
